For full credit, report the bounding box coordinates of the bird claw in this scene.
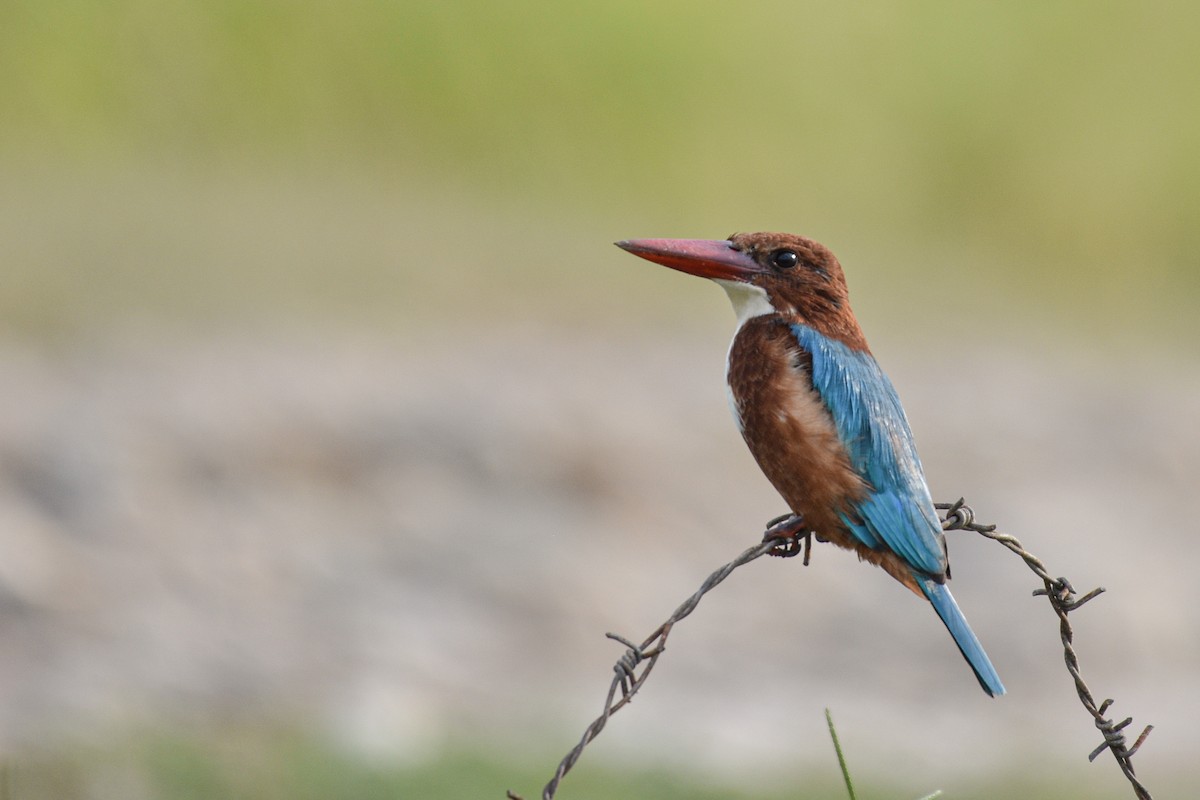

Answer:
[762,513,811,562]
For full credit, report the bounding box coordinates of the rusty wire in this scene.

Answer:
[507,500,1154,800]
[937,498,1153,800]
[506,537,780,800]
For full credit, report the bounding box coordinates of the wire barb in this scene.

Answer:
[507,500,1155,800]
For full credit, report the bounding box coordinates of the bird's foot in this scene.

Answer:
[762,513,812,563]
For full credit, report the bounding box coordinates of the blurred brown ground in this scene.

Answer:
[0,321,1194,788]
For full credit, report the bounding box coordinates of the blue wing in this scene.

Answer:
[791,324,945,576]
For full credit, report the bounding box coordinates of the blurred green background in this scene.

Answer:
[3,0,1197,341]
[1,2,1196,798]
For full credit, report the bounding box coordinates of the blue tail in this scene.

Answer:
[918,578,1006,697]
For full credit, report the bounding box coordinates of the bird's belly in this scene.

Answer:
[728,365,865,537]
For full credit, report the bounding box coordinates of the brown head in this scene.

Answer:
[616,232,866,348]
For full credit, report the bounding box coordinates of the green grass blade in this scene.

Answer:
[825,708,856,800]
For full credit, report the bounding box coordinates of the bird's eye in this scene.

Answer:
[772,249,799,269]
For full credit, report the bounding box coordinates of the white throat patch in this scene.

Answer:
[714,279,773,328]
[714,279,774,435]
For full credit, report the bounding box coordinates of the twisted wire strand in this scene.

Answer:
[937,499,1153,800]
[508,500,1154,800]
[506,538,779,800]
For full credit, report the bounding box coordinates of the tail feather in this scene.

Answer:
[918,578,1006,697]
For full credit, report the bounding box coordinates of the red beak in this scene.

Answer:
[615,238,763,282]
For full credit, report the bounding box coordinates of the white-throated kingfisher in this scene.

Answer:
[616,232,1005,696]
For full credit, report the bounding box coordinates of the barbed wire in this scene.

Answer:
[936,498,1153,800]
[506,500,1154,800]
[505,536,780,800]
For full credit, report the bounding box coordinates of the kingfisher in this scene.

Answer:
[616,232,1004,696]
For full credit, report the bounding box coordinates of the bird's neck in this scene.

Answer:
[714,279,871,353]
[714,280,775,330]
